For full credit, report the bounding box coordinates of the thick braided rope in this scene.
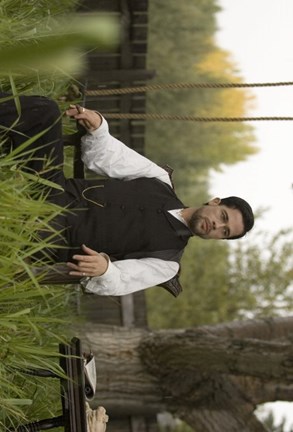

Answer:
[86,81,293,96]
[103,113,293,122]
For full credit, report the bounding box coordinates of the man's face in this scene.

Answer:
[189,198,244,239]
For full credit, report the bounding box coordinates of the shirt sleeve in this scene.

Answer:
[81,115,172,186]
[81,257,179,296]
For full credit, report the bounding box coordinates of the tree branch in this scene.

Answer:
[177,405,269,432]
[140,330,293,381]
[230,375,293,404]
[196,316,293,341]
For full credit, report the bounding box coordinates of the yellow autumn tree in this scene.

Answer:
[195,45,256,117]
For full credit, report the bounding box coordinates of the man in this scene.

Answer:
[0,94,254,296]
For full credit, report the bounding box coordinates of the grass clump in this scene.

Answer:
[0,0,84,428]
[0,138,76,430]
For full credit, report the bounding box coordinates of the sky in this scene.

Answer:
[211,0,293,236]
[212,1,293,430]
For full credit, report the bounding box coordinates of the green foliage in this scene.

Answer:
[0,0,73,95]
[0,0,103,427]
[0,135,76,430]
[0,0,118,97]
[146,0,258,202]
[147,228,293,329]
[227,230,293,319]
[147,239,231,328]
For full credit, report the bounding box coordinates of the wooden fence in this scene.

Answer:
[78,0,155,153]
[76,1,159,430]
[77,0,153,330]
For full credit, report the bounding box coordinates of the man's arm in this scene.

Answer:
[65,105,172,185]
[81,256,179,296]
[65,107,177,295]
[66,245,179,295]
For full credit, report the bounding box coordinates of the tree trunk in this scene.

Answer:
[229,376,293,405]
[77,316,293,431]
[140,329,293,383]
[78,324,165,415]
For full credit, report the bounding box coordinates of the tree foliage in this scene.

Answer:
[147,228,293,329]
[227,229,293,319]
[146,0,258,199]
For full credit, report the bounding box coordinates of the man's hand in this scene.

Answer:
[67,244,109,278]
[65,105,102,132]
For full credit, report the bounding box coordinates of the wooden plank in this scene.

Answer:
[132,12,148,25]
[105,417,131,432]
[86,98,120,112]
[88,54,121,70]
[130,123,146,135]
[86,69,155,84]
[133,292,148,327]
[88,96,145,114]
[59,339,87,432]
[119,94,132,143]
[133,56,147,69]
[86,52,147,73]
[131,42,148,53]
[121,294,135,327]
[129,0,149,11]
[78,0,121,12]
[131,26,148,40]
[131,416,148,432]
[80,296,123,325]
[129,137,145,152]
[79,0,149,14]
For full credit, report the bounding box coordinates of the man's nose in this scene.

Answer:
[213,221,225,230]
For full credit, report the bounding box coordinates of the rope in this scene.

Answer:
[85,81,293,96]
[103,113,293,122]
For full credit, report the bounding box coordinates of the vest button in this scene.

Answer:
[139,206,145,211]
[120,204,125,210]
[157,209,162,213]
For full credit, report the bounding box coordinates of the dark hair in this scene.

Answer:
[220,196,254,240]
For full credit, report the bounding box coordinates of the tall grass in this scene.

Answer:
[0,132,77,430]
[0,0,79,96]
[0,0,118,97]
[0,0,118,429]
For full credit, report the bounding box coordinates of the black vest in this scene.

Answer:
[62,177,192,261]
[49,177,192,297]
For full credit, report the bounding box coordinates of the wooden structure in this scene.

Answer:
[74,1,158,431]
[15,338,88,432]
[78,0,155,153]
[75,0,154,330]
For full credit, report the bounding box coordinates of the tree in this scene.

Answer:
[79,316,293,432]
[146,0,258,194]
[146,229,293,329]
[147,239,231,329]
[227,229,293,319]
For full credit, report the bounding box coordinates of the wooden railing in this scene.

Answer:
[78,0,155,153]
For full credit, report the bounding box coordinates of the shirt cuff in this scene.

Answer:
[81,260,120,296]
[88,113,107,137]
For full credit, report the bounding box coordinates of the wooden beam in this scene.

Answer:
[121,294,135,327]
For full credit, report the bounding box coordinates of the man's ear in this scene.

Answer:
[207,197,221,206]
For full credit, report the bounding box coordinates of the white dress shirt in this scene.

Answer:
[80,116,186,296]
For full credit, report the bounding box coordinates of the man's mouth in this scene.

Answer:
[203,218,211,234]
